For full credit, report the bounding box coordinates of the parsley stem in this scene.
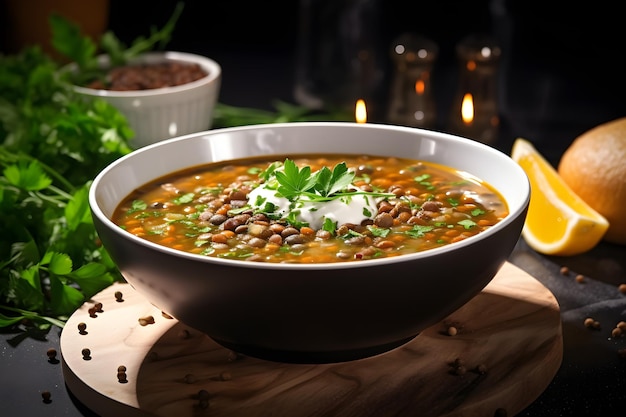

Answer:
[295,190,395,203]
[0,305,67,328]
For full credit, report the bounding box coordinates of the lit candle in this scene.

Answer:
[355,99,367,123]
[461,93,474,125]
[415,79,425,95]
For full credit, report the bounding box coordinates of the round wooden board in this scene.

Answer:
[60,262,562,417]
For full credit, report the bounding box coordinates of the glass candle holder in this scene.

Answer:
[386,33,438,129]
[293,0,386,118]
[447,35,502,144]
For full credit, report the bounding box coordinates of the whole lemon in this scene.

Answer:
[557,117,626,245]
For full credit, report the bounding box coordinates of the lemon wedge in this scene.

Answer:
[511,138,609,256]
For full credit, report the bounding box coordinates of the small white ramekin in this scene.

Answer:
[71,51,221,148]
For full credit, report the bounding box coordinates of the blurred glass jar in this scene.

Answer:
[293,0,386,118]
[386,33,438,129]
[447,35,502,144]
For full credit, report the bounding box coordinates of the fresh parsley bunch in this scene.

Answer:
[0,47,133,333]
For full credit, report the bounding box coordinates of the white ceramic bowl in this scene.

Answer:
[72,51,221,149]
[89,122,530,363]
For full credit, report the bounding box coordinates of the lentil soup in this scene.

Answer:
[112,155,509,263]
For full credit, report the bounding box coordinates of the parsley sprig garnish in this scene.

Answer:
[265,159,394,203]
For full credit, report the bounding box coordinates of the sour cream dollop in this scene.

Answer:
[247,184,379,230]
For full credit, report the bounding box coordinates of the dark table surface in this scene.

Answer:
[2,1,626,415]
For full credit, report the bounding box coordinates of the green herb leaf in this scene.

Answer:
[274,159,316,201]
[65,186,91,231]
[69,264,115,298]
[3,161,52,191]
[46,252,73,275]
[458,219,477,229]
[49,14,97,70]
[471,208,486,216]
[368,226,390,237]
[322,217,337,235]
[48,274,85,316]
[173,193,195,205]
[313,162,354,196]
[405,225,435,238]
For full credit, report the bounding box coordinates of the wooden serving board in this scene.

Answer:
[60,262,562,417]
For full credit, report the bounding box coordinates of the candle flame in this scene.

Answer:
[461,93,474,124]
[355,99,367,123]
[415,79,425,95]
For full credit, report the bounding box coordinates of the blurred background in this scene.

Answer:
[1,0,624,162]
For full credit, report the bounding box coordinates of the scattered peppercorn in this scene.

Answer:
[77,322,87,335]
[94,302,103,312]
[117,365,127,373]
[138,316,155,326]
[184,373,197,384]
[575,274,585,283]
[179,329,191,339]
[88,307,98,318]
[82,348,91,360]
[619,283,626,295]
[114,291,124,302]
[117,371,128,384]
[41,391,52,403]
[46,348,57,361]
[227,350,243,362]
[447,326,458,336]
[560,266,569,276]
[611,327,623,338]
[617,321,626,331]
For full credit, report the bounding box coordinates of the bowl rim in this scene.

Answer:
[67,51,222,98]
[89,122,530,271]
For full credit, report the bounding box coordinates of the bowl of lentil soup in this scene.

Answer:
[89,122,530,363]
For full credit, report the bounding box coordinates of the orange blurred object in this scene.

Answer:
[3,0,109,60]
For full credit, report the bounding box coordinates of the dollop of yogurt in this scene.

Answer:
[247,184,379,230]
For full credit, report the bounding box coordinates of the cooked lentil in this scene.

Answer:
[86,62,208,91]
[113,155,509,263]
